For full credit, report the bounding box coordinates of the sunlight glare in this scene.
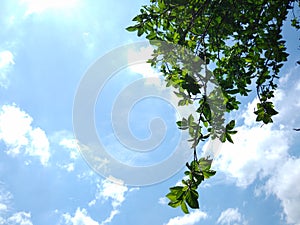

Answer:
[21,0,78,16]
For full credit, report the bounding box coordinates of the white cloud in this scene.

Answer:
[100,210,119,225]
[0,187,12,204]
[0,50,14,88]
[0,104,50,166]
[128,187,140,192]
[82,32,96,53]
[60,163,75,172]
[7,212,33,225]
[0,203,7,212]
[217,208,246,225]
[214,123,290,187]
[158,197,168,205]
[129,63,163,86]
[59,138,78,150]
[0,105,31,152]
[127,46,154,67]
[0,51,14,68]
[0,184,12,217]
[62,208,120,225]
[96,179,128,209]
[213,68,300,224]
[164,210,207,225]
[59,138,79,160]
[50,131,80,172]
[263,158,300,225]
[63,208,99,225]
[26,128,50,165]
[87,178,136,225]
[20,0,79,16]
[0,217,5,224]
[213,73,296,187]
[76,170,95,180]
[0,183,33,225]
[88,199,96,207]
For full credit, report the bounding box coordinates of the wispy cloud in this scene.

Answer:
[49,130,81,172]
[217,208,247,225]
[213,67,300,224]
[7,212,33,225]
[164,210,207,225]
[100,210,119,225]
[90,178,128,209]
[263,158,300,225]
[158,197,168,205]
[0,50,14,88]
[62,178,133,225]
[59,138,79,159]
[0,183,33,225]
[0,183,12,217]
[59,138,78,152]
[63,208,99,225]
[87,178,139,224]
[0,104,50,165]
[214,121,290,187]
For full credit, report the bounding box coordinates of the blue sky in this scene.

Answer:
[0,1,300,225]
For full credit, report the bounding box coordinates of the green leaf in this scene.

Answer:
[137,28,144,37]
[184,171,190,176]
[186,190,199,209]
[178,99,186,106]
[198,158,212,171]
[226,133,234,143]
[176,121,182,127]
[132,15,142,22]
[228,130,238,134]
[182,184,189,191]
[166,186,185,207]
[146,32,157,40]
[181,201,189,214]
[168,200,181,208]
[203,103,212,122]
[188,114,194,126]
[177,119,188,130]
[169,186,184,195]
[226,120,235,130]
[189,127,194,137]
[220,133,226,143]
[126,26,138,32]
[202,170,216,179]
[166,192,177,202]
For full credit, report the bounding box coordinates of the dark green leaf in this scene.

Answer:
[226,120,235,130]
[226,133,234,143]
[186,190,199,209]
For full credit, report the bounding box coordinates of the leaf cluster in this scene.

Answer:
[127,0,299,124]
[127,0,300,214]
[166,157,216,213]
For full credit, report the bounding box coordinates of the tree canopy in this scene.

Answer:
[127,0,300,214]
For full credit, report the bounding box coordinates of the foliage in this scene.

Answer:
[166,157,216,213]
[127,0,300,213]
